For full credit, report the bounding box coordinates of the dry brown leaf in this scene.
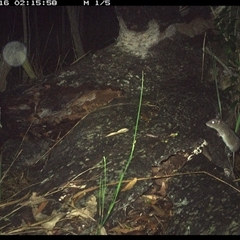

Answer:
[142,194,159,205]
[35,200,49,216]
[110,225,143,234]
[41,212,65,230]
[121,178,137,192]
[150,204,166,217]
[32,210,48,222]
[159,181,167,196]
[85,195,97,217]
[98,226,108,235]
[30,192,47,206]
[67,195,97,221]
[105,128,129,137]
[66,208,95,221]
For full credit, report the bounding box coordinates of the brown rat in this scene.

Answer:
[206,118,240,152]
[206,118,240,168]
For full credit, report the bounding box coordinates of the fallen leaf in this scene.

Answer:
[35,200,49,216]
[67,195,97,221]
[41,212,65,230]
[106,128,129,137]
[121,178,137,192]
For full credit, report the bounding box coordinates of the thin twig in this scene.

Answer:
[205,46,234,76]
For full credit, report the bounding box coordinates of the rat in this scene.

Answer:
[206,118,240,169]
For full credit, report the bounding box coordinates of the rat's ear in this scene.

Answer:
[215,113,221,120]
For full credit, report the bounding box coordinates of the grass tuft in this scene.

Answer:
[97,71,145,233]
